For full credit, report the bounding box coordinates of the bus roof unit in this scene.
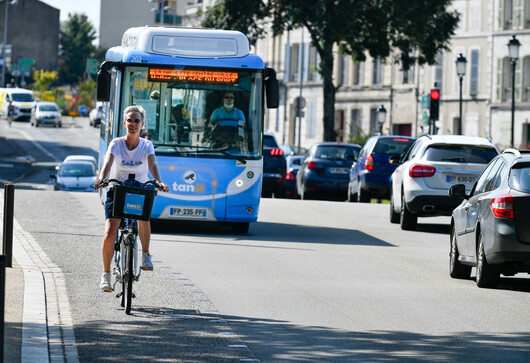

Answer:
[120,26,250,58]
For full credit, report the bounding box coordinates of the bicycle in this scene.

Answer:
[96,174,161,314]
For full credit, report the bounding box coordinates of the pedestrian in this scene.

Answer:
[7,100,14,127]
[94,105,169,292]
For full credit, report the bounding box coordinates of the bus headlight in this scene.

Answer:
[246,206,254,214]
[247,171,254,179]
[236,179,243,187]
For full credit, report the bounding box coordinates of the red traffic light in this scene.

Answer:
[430,89,440,100]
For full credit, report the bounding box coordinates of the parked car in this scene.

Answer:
[62,155,98,170]
[348,134,416,202]
[285,154,305,198]
[262,132,287,198]
[389,134,499,230]
[89,103,103,127]
[280,144,308,156]
[449,149,530,288]
[296,142,361,200]
[30,101,62,127]
[51,160,97,192]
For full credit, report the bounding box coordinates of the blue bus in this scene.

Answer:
[96,26,279,233]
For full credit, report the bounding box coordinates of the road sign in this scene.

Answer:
[421,95,429,109]
[18,58,34,72]
[86,58,98,74]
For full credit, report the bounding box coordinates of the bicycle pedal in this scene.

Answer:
[141,267,153,271]
[116,292,122,298]
[131,293,136,298]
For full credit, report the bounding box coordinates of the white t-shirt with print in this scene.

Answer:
[108,137,155,183]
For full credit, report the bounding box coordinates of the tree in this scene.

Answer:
[58,13,97,86]
[200,0,269,47]
[33,70,58,93]
[202,0,459,141]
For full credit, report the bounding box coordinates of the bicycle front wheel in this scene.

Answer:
[124,234,135,314]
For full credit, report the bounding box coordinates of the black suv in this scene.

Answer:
[262,132,287,198]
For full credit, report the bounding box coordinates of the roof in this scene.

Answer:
[419,134,496,147]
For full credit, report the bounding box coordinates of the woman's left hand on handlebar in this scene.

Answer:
[158,182,169,193]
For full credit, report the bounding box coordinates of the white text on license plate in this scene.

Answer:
[170,207,207,218]
[329,167,348,174]
[446,175,476,184]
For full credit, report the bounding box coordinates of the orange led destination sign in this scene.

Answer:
[149,69,239,83]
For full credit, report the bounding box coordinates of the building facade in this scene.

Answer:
[97,0,530,150]
[0,0,59,84]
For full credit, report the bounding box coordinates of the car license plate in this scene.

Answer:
[329,167,348,174]
[446,175,476,184]
[169,207,207,218]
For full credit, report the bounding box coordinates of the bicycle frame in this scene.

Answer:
[113,217,141,314]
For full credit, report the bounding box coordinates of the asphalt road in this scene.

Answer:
[2,117,530,362]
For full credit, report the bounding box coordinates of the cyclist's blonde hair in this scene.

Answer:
[123,105,146,122]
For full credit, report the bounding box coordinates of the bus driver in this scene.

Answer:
[209,92,246,149]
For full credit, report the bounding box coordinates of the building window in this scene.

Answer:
[352,61,362,85]
[350,109,361,137]
[372,57,382,85]
[470,1,482,30]
[308,46,321,81]
[524,56,530,101]
[497,56,522,102]
[337,55,347,86]
[370,107,379,132]
[434,52,444,92]
[289,43,300,82]
[306,102,316,139]
[499,0,514,30]
[470,49,479,95]
[401,49,415,84]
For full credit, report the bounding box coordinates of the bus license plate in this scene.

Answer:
[446,175,476,184]
[169,207,207,218]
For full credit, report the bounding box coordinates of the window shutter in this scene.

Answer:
[516,60,523,101]
[498,0,505,30]
[470,50,479,95]
[514,0,524,29]
[496,58,503,101]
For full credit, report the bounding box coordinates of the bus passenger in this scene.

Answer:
[94,105,169,292]
[209,92,246,148]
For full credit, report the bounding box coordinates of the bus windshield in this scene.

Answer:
[120,67,263,159]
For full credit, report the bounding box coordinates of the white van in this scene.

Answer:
[0,88,36,121]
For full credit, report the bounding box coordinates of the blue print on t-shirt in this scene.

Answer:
[122,160,143,167]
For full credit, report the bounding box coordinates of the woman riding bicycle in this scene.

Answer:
[94,105,169,291]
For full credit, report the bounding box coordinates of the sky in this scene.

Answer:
[40,0,101,42]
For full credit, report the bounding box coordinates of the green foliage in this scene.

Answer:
[200,0,269,46]
[78,79,97,108]
[33,70,58,93]
[58,13,97,86]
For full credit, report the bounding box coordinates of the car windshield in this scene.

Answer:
[59,163,96,177]
[424,145,497,164]
[509,164,530,192]
[314,146,358,161]
[373,138,415,155]
[39,104,58,112]
[11,93,35,102]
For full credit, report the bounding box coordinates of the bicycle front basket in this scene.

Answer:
[112,185,157,221]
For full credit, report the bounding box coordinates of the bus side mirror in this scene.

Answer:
[97,70,111,102]
[265,68,279,109]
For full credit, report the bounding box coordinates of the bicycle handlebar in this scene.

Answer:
[94,178,164,191]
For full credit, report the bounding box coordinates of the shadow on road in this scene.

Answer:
[415,223,451,235]
[73,308,530,362]
[152,220,393,247]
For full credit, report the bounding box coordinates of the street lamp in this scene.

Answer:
[377,105,387,134]
[1,0,18,88]
[508,34,521,148]
[455,53,467,135]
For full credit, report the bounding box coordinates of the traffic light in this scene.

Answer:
[429,88,440,121]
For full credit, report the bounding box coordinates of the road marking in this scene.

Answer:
[18,130,60,162]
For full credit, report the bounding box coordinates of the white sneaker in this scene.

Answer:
[142,253,153,270]
[100,272,112,292]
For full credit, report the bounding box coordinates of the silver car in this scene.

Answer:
[31,102,62,127]
[389,135,499,230]
[51,161,97,192]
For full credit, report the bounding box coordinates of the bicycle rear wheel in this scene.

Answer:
[124,234,134,314]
